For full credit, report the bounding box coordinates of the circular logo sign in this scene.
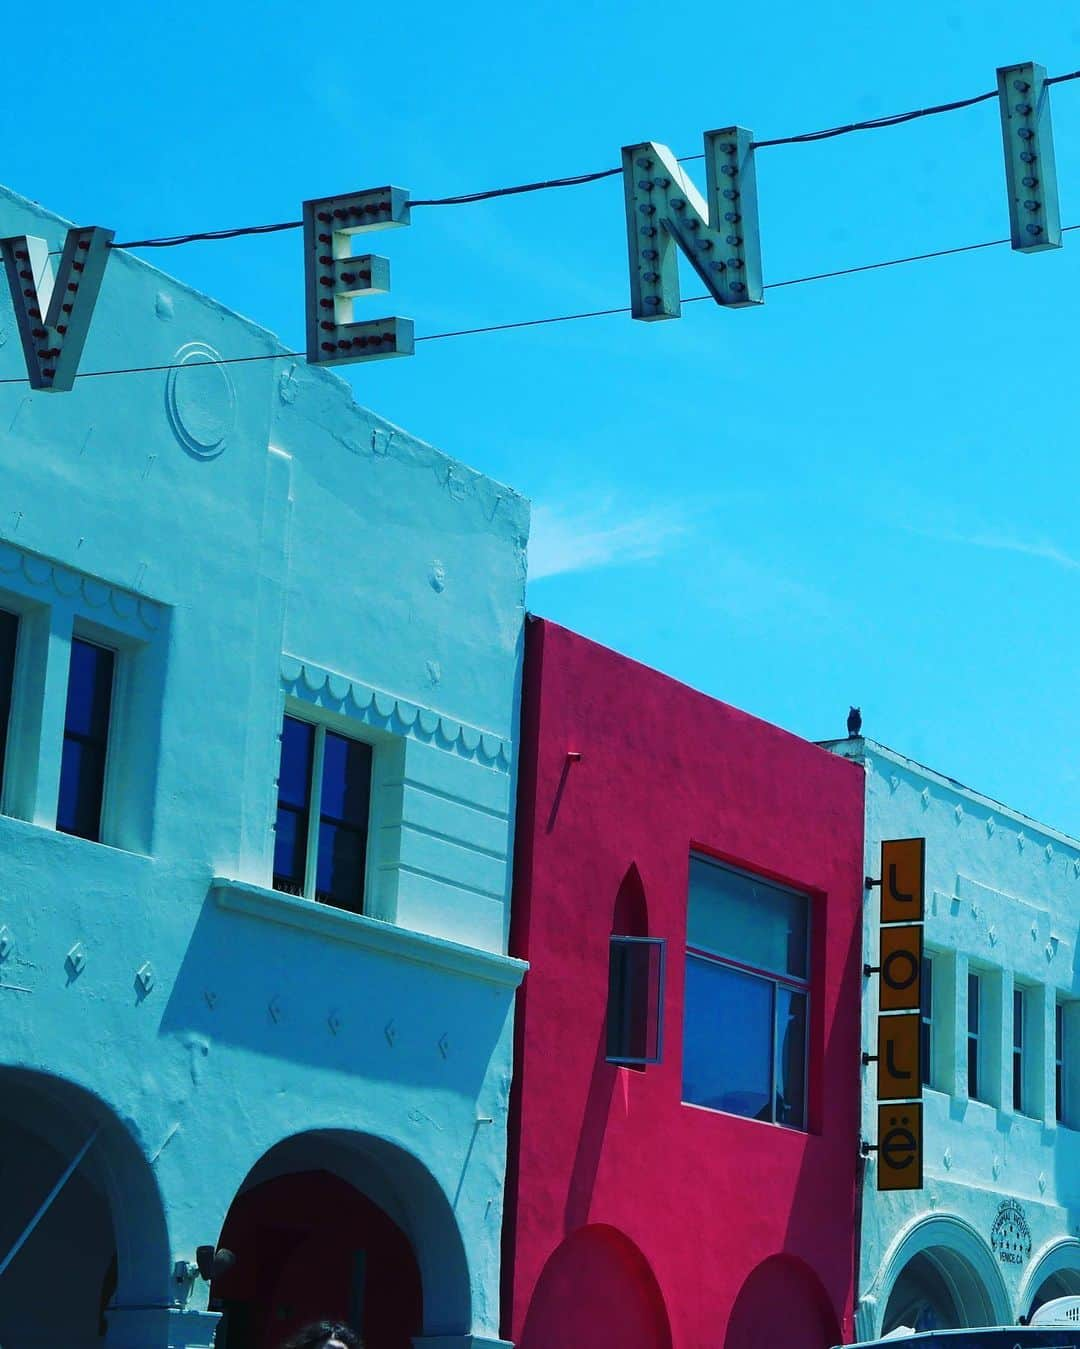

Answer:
[991,1198,1032,1266]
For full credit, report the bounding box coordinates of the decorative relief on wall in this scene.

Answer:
[280,655,511,769]
[165,342,236,459]
[991,1198,1032,1266]
[0,540,162,630]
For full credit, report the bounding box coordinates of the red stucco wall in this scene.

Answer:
[505,618,865,1349]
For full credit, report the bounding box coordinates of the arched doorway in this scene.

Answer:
[725,1254,840,1349]
[520,1224,672,1349]
[1021,1240,1080,1322]
[882,1248,998,1334]
[212,1132,469,1349]
[0,1068,170,1348]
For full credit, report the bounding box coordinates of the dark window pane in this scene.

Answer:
[683,957,773,1120]
[57,738,107,840]
[1057,1064,1063,1122]
[968,974,980,1032]
[320,732,373,826]
[0,608,17,803]
[272,805,308,894]
[775,987,807,1128]
[921,1021,932,1087]
[921,955,933,1019]
[1014,989,1024,1049]
[315,821,367,912]
[1057,1003,1064,1058]
[58,640,114,843]
[278,717,314,810]
[64,639,114,739]
[607,937,664,1064]
[687,856,809,980]
[968,1036,979,1101]
[1013,1052,1023,1113]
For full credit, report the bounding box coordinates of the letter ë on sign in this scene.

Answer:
[877,1101,923,1191]
[877,1012,921,1100]
[879,924,923,1012]
[880,837,926,924]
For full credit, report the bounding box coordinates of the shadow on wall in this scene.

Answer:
[725,1254,841,1349]
[520,1223,672,1349]
[158,890,513,1096]
[564,864,648,1233]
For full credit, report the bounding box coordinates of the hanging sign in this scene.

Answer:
[876,1102,924,1191]
[879,924,923,1012]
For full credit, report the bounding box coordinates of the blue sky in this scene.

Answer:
[3,2,1079,831]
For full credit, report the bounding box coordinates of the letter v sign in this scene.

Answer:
[0,226,113,391]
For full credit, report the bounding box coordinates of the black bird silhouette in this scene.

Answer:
[847,706,862,737]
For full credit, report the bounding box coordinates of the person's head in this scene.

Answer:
[280,1321,362,1349]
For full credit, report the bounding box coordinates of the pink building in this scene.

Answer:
[504,619,866,1349]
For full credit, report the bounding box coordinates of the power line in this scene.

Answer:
[102,66,1080,252]
[7,224,1076,385]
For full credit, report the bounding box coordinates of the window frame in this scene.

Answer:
[683,855,811,1131]
[920,951,934,1089]
[967,970,982,1102]
[1012,985,1028,1115]
[0,606,19,813]
[606,934,666,1067]
[1056,1001,1066,1124]
[57,633,118,845]
[273,711,375,914]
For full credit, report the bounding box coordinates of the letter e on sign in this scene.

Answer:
[877,1101,923,1191]
[877,1012,921,1100]
[879,925,923,1012]
[880,838,926,924]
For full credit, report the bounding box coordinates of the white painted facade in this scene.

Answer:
[826,738,1080,1338]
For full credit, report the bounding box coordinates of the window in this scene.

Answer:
[57,637,114,842]
[967,971,982,1101]
[273,714,373,913]
[682,855,810,1129]
[0,608,17,805]
[606,936,665,1066]
[1013,987,1028,1113]
[920,953,933,1088]
[1056,1003,1065,1123]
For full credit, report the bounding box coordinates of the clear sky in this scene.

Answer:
[3,2,1078,833]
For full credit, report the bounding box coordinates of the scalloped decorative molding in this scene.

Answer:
[0,539,162,631]
[281,655,511,770]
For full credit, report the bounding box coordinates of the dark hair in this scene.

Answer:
[280,1322,362,1349]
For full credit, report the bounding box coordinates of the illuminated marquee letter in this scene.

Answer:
[303,187,413,366]
[622,128,762,320]
[997,61,1061,253]
[0,226,113,391]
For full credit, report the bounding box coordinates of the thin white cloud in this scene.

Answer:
[528,500,687,581]
[911,524,1080,573]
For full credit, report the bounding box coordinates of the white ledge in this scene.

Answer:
[211,878,527,989]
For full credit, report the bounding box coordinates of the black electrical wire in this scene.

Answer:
[7,225,1076,384]
[101,66,1080,251]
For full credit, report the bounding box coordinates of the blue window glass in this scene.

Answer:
[683,854,810,1128]
[315,731,372,911]
[273,716,314,896]
[0,608,17,805]
[272,718,372,913]
[57,638,114,842]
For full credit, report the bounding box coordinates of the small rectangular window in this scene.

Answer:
[683,855,810,1130]
[1057,1002,1066,1124]
[57,637,114,842]
[1013,987,1027,1113]
[606,936,665,1066]
[920,953,933,1087]
[967,971,981,1101]
[273,715,373,914]
[0,608,17,806]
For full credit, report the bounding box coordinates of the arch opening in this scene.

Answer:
[212,1131,469,1349]
[725,1254,840,1349]
[883,1247,997,1334]
[0,1067,170,1347]
[520,1224,672,1349]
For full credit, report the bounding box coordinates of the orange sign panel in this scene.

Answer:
[877,1012,921,1100]
[877,1101,923,1191]
[880,838,925,924]
[879,925,923,1012]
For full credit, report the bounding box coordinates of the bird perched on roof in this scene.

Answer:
[847,706,862,738]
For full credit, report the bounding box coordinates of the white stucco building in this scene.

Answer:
[826,738,1080,1338]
